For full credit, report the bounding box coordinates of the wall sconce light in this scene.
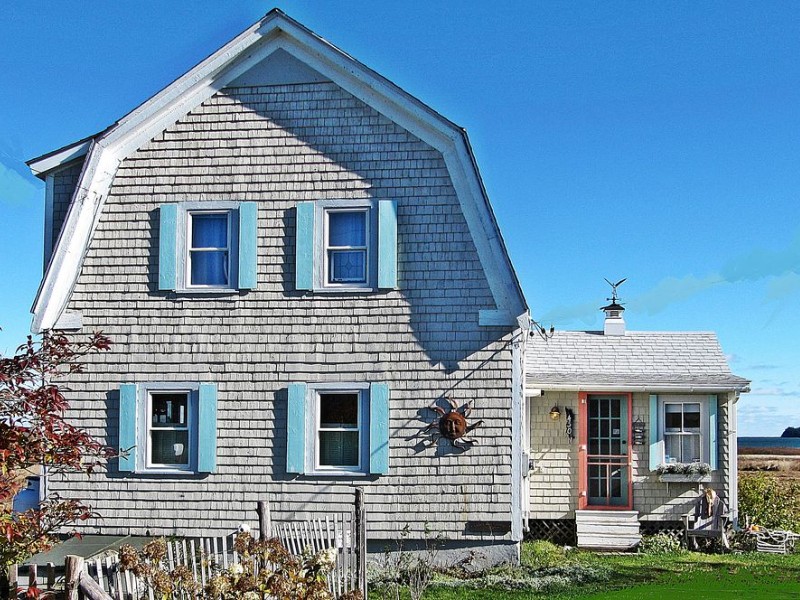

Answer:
[549,405,561,420]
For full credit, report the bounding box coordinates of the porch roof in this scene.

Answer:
[526,330,750,393]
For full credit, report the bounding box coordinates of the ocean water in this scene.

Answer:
[738,436,800,449]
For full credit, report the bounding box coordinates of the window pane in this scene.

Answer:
[191,250,229,286]
[319,431,359,466]
[192,214,228,248]
[684,404,701,430]
[320,393,358,427]
[151,430,189,465]
[665,404,683,431]
[682,434,702,463]
[151,393,188,426]
[328,212,366,247]
[664,434,680,462]
[329,250,366,283]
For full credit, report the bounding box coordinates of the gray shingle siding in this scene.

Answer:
[48,162,83,266]
[50,81,515,540]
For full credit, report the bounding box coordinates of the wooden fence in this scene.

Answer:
[5,489,367,600]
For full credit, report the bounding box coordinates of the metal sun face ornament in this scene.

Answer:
[426,397,483,449]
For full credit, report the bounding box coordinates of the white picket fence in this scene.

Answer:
[9,513,362,600]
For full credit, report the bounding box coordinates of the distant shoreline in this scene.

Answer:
[739,446,800,456]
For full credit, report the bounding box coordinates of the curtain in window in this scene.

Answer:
[328,212,366,246]
[191,214,229,285]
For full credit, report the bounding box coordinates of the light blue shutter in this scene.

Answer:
[377,200,398,289]
[119,384,137,472]
[238,202,258,290]
[295,203,314,291]
[158,204,178,291]
[287,383,307,474]
[369,383,390,474]
[709,395,718,470]
[649,394,661,471]
[198,384,218,473]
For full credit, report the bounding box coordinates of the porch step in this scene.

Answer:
[575,510,641,550]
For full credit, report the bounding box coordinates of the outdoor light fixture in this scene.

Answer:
[549,405,561,420]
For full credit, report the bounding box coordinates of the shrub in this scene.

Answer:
[639,533,682,555]
[739,473,800,531]
[521,540,569,570]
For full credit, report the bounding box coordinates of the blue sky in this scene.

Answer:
[1,2,798,435]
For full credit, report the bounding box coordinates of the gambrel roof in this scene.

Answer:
[28,9,527,333]
[526,331,750,393]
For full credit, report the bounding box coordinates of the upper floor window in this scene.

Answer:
[295,199,397,292]
[325,210,368,286]
[158,202,257,293]
[188,211,232,288]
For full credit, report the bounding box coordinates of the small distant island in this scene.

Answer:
[781,427,800,438]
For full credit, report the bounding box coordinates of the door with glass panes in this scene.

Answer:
[578,393,632,509]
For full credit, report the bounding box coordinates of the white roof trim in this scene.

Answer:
[527,382,751,393]
[28,139,92,178]
[30,10,526,332]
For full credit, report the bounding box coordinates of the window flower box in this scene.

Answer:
[659,473,712,483]
[656,462,712,483]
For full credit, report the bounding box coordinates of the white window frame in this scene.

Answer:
[658,395,710,465]
[136,383,199,474]
[313,199,376,292]
[185,210,233,290]
[175,201,240,293]
[324,209,369,286]
[306,382,370,476]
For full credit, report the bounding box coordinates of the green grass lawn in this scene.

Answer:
[375,544,800,599]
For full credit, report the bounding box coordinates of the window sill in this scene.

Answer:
[311,287,375,294]
[658,473,712,483]
[135,469,197,476]
[304,471,371,478]
[171,288,244,296]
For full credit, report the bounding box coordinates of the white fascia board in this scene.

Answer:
[32,144,118,332]
[28,140,92,178]
[525,382,750,394]
[510,337,524,542]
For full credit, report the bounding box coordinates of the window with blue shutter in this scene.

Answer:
[653,394,719,471]
[158,202,257,292]
[119,382,217,474]
[287,382,391,476]
[119,384,138,472]
[295,199,398,292]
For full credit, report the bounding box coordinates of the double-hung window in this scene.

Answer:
[118,382,218,474]
[316,391,363,471]
[294,199,398,292]
[286,382,390,476]
[663,402,702,464]
[158,201,258,292]
[649,394,718,471]
[187,212,231,288]
[325,210,368,285]
[148,391,191,468]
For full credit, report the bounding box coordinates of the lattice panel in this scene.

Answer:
[526,519,577,546]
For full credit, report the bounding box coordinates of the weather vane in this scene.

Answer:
[604,277,626,304]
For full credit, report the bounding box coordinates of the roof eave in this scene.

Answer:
[526,381,751,394]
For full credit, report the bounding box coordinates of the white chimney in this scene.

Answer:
[601,302,626,336]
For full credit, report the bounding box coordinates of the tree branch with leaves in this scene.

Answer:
[0,331,115,572]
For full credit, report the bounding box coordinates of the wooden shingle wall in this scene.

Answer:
[49,81,515,541]
[528,392,731,522]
